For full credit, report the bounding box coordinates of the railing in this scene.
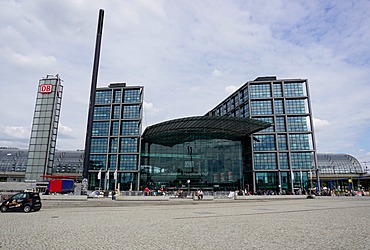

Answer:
[119,190,233,198]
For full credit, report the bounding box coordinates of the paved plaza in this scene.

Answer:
[0,197,369,249]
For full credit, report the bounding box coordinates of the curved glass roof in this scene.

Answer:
[0,149,83,174]
[317,153,364,174]
[142,116,271,147]
[0,149,28,172]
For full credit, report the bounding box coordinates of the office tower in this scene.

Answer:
[25,75,63,183]
[206,76,318,194]
[86,83,143,191]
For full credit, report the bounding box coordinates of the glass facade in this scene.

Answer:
[87,83,143,191]
[206,77,318,194]
[138,116,270,191]
[25,75,63,183]
[141,139,243,191]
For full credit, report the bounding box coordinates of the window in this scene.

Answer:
[275,117,286,132]
[108,155,117,170]
[253,135,276,151]
[91,138,108,153]
[121,121,139,135]
[277,134,288,150]
[243,87,249,100]
[231,95,238,109]
[225,101,230,113]
[123,105,140,119]
[284,82,304,97]
[110,121,119,136]
[279,153,289,169]
[239,89,245,103]
[88,154,107,170]
[112,106,120,119]
[123,89,141,103]
[109,138,118,153]
[256,172,278,189]
[120,138,138,153]
[250,84,271,98]
[240,104,250,118]
[291,152,311,169]
[254,153,277,169]
[273,83,283,97]
[274,100,284,114]
[113,90,121,103]
[251,100,273,115]
[217,107,222,116]
[93,106,111,120]
[92,122,109,136]
[254,117,274,132]
[285,100,306,114]
[289,134,310,150]
[95,91,112,104]
[287,116,308,131]
[119,155,138,170]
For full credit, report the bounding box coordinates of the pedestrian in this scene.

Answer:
[197,189,204,200]
[112,190,116,200]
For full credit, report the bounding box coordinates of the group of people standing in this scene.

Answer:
[144,187,165,196]
[111,189,119,200]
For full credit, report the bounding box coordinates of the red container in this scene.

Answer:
[48,180,74,193]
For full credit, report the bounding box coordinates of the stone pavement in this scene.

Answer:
[0,197,369,249]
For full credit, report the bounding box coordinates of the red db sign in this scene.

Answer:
[40,84,52,94]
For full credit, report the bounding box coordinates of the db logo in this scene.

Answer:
[40,84,52,94]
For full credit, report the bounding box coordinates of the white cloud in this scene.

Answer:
[313,118,330,129]
[212,69,223,77]
[225,85,238,95]
[0,1,369,163]
[4,126,30,139]
[58,123,73,134]
[0,126,30,148]
[10,52,57,68]
[143,101,159,115]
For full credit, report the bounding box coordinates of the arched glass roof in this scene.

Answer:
[0,148,84,174]
[317,153,364,174]
[142,116,271,147]
[0,148,28,172]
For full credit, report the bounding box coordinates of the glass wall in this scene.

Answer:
[255,172,278,193]
[141,138,243,191]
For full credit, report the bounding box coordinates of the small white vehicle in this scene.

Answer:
[87,191,104,198]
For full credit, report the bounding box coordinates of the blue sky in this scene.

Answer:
[0,0,369,165]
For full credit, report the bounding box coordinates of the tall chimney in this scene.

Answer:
[83,9,104,181]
